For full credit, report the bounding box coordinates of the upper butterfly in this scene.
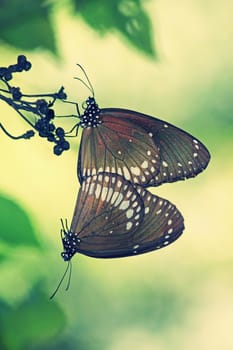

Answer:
[76,95,210,187]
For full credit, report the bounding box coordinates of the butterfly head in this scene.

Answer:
[80,96,102,128]
[60,220,80,261]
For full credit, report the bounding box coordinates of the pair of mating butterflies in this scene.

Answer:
[60,89,210,262]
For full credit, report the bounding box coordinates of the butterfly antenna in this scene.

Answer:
[75,64,95,97]
[65,261,72,291]
[65,218,69,232]
[50,262,71,300]
[60,218,66,232]
[60,228,63,240]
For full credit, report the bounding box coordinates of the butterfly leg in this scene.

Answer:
[64,123,80,137]
[62,99,81,117]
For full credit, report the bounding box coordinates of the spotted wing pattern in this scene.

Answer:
[61,173,144,260]
[131,186,184,255]
[61,174,184,260]
[78,117,160,186]
[78,106,210,187]
[101,109,210,186]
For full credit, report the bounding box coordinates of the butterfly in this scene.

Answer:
[72,66,210,187]
[60,173,184,260]
[76,100,210,188]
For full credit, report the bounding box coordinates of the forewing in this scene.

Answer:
[101,109,210,186]
[78,117,160,186]
[70,173,145,257]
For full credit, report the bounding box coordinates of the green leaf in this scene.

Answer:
[0,195,40,248]
[0,252,7,263]
[0,289,66,350]
[74,0,156,57]
[0,0,56,53]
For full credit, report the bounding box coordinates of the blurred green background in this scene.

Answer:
[0,0,233,349]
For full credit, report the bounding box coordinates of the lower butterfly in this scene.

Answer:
[61,173,184,260]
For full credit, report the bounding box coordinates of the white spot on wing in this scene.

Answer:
[95,184,101,198]
[110,191,119,204]
[123,166,131,180]
[114,193,124,207]
[119,200,130,210]
[106,188,113,202]
[117,180,122,188]
[145,207,150,214]
[141,160,148,169]
[101,186,108,201]
[126,190,132,199]
[126,222,133,230]
[118,168,123,175]
[89,183,95,195]
[131,194,137,201]
[126,209,134,218]
[131,166,140,176]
